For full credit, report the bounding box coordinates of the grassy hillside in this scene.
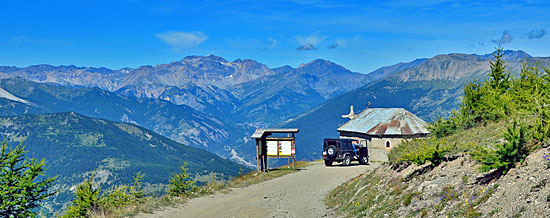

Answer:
[326,50,550,217]
[0,112,246,214]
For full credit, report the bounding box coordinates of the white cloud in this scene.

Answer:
[295,32,326,51]
[155,31,208,49]
[491,30,513,44]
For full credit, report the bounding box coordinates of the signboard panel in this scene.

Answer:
[279,141,292,156]
[266,138,295,158]
[266,141,278,156]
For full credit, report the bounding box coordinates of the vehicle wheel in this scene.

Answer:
[343,155,351,166]
[324,160,333,166]
[359,156,369,165]
[326,145,337,158]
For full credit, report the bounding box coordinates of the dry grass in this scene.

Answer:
[90,161,311,218]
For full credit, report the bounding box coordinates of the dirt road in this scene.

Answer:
[137,161,378,218]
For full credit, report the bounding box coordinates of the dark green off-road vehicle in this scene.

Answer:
[322,138,369,166]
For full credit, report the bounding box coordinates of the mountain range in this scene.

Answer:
[0,57,379,167]
[1,50,548,165]
[0,56,370,125]
[0,78,241,154]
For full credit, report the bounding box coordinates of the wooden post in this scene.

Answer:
[256,139,260,172]
[291,137,295,169]
[264,154,268,171]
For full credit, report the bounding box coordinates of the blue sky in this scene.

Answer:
[1,0,549,73]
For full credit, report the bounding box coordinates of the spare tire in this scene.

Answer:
[326,145,337,158]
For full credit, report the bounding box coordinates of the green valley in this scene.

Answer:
[0,112,245,214]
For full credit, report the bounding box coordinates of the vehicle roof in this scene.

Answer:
[324,138,353,141]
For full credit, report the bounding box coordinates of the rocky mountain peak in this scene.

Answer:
[300,59,339,68]
[180,55,229,64]
[296,59,351,76]
[271,65,294,74]
[479,50,532,61]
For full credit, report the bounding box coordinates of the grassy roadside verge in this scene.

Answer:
[325,120,548,217]
[90,161,311,218]
[324,122,506,217]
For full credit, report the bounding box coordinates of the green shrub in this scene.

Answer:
[0,141,56,217]
[62,172,146,217]
[402,192,419,206]
[471,120,532,174]
[428,116,459,138]
[63,175,102,217]
[168,164,196,196]
[391,138,452,166]
[130,172,145,203]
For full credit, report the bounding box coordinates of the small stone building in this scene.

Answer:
[337,107,430,161]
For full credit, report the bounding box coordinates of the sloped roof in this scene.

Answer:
[337,108,430,136]
[251,128,299,139]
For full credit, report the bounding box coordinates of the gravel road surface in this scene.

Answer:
[137,161,378,218]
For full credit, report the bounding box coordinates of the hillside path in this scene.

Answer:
[137,161,378,218]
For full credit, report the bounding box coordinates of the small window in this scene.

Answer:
[385,140,391,148]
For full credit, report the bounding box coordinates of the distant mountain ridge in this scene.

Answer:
[366,58,428,81]
[0,78,243,156]
[0,55,372,126]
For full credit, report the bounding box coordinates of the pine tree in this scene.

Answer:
[63,174,102,217]
[168,163,196,196]
[472,121,531,174]
[488,48,511,92]
[130,172,145,203]
[0,141,56,218]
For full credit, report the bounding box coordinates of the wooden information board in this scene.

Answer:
[251,128,299,172]
[266,138,295,157]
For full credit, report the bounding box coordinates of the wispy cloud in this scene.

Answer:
[267,37,278,49]
[470,41,485,48]
[296,43,316,50]
[491,30,513,44]
[9,36,71,46]
[295,32,326,51]
[522,29,546,39]
[227,37,278,50]
[155,31,208,49]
